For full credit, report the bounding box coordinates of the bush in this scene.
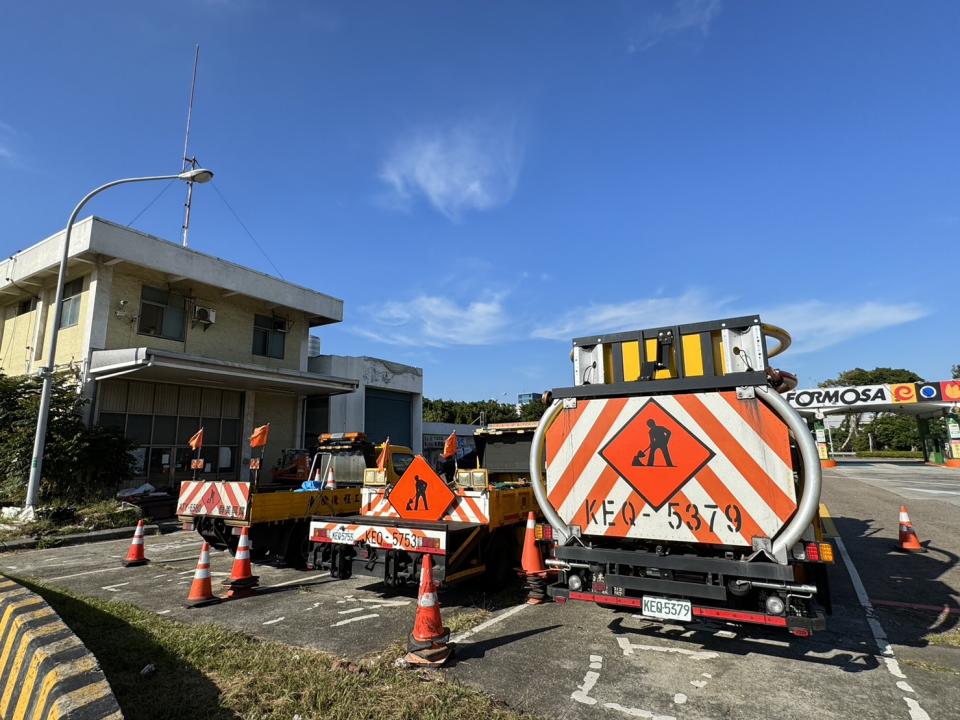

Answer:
[854,450,924,459]
[0,371,136,504]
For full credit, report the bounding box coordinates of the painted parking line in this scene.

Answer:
[263,617,286,626]
[834,536,930,719]
[330,613,379,627]
[451,603,531,644]
[265,573,330,589]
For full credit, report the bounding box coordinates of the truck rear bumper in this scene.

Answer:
[550,587,826,636]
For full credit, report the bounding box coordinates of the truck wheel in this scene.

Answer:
[483,529,515,589]
[283,522,309,569]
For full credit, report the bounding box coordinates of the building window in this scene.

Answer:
[59,278,83,328]
[252,314,286,359]
[137,286,185,341]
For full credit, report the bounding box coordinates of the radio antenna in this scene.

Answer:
[180,44,200,248]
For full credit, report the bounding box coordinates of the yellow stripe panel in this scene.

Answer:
[48,680,115,720]
[681,334,704,377]
[0,615,61,716]
[13,636,83,720]
[29,654,99,720]
[713,333,726,375]
[0,602,49,671]
[621,341,641,382]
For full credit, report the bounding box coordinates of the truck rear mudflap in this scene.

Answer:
[308,516,485,586]
[548,544,829,637]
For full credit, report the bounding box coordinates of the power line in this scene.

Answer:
[209,181,285,279]
[126,180,175,227]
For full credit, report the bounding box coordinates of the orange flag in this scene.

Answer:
[188,428,204,451]
[250,423,270,448]
[442,431,458,459]
[377,438,392,471]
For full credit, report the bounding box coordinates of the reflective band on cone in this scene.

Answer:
[896,505,925,553]
[223,526,259,589]
[122,519,149,567]
[186,542,221,607]
[404,554,451,667]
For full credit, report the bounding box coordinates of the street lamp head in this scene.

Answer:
[179,168,214,184]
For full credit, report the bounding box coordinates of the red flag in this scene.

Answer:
[377,439,392,471]
[442,431,458,459]
[250,423,270,448]
[188,428,204,451]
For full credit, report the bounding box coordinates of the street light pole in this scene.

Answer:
[21,168,214,520]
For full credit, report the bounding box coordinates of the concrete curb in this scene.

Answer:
[0,523,167,554]
[0,576,122,719]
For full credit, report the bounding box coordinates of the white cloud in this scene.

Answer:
[530,291,926,354]
[763,300,927,354]
[379,119,523,220]
[628,0,723,53]
[354,293,511,347]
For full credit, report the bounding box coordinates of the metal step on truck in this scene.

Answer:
[307,423,541,588]
[528,315,834,637]
[177,432,413,567]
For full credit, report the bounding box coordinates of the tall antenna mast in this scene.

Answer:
[180,45,200,248]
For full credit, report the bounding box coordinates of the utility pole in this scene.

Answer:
[181,45,200,248]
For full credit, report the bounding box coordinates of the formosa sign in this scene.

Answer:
[786,381,960,410]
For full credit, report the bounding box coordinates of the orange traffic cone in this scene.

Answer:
[521,511,547,576]
[520,511,548,605]
[404,554,451,667]
[223,526,259,589]
[122,519,149,567]
[896,506,926,553]
[323,465,336,490]
[186,543,221,607]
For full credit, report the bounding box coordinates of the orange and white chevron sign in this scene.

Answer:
[545,391,797,546]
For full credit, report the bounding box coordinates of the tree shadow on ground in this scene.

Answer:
[832,514,960,649]
[16,578,238,720]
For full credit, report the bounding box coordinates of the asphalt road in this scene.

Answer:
[3,460,959,719]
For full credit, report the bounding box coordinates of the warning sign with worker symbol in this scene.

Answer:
[599,399,715,510]
[389,455,455,522]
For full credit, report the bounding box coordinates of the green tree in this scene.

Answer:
[422,398,518,425]
[819,367,924,450]
[952,364,959,380]
[0,371,136,504]
[518,398,547,421]
[854,414,920,452]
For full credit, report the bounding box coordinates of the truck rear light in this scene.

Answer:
[421,537,440,549]
[592,580,607,594]
[535,524,553,541]
[313,529,329,541]
[804,541,834,563]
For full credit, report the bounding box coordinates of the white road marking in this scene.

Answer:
[571,671,600,705]
[450,603,530,643]
[154,555,202,564]
[672,693,687,705]
[330,613,379,627]
[909,489,960,495]
[689,680,707,688]
[156,610,171,615]
[834,536,930,719]
[338,607,366,615]
[265,573,330,589]
[897,680,915,693]
[602,702,675,719]
[152,574,168,580]
[101,582,130,592]
[589,654,603,670]
[263,616,285,625]
[616,637,718,660]
[48,567,126,581]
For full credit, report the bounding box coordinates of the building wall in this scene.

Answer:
[0,301,39,376]
[103,266,308,371]
[308,354,423,453]
[251,391,299,473]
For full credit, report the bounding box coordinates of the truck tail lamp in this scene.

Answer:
[804,541,834,563]
[312,528,329,541]
[535,523,553,541]
[421,537,440,549]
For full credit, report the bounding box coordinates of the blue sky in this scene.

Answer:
[1,2,957,400]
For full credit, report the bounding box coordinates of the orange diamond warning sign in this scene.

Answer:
[599,399,715,510]
[201,484,222,514]
[389,455,455,522]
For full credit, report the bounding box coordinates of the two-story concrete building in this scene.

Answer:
[0,217,422,488]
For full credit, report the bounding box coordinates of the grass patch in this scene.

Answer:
[927,626,960,649]
[16,578,532,720]
[902,657,960,676]
[446,608,491,635]
[0,501,139,542]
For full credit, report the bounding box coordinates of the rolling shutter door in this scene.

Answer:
[364,388,412,447]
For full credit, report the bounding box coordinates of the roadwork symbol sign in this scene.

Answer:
[599,399,715,510]
[390,455,454,522]
[201,485,221,514]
